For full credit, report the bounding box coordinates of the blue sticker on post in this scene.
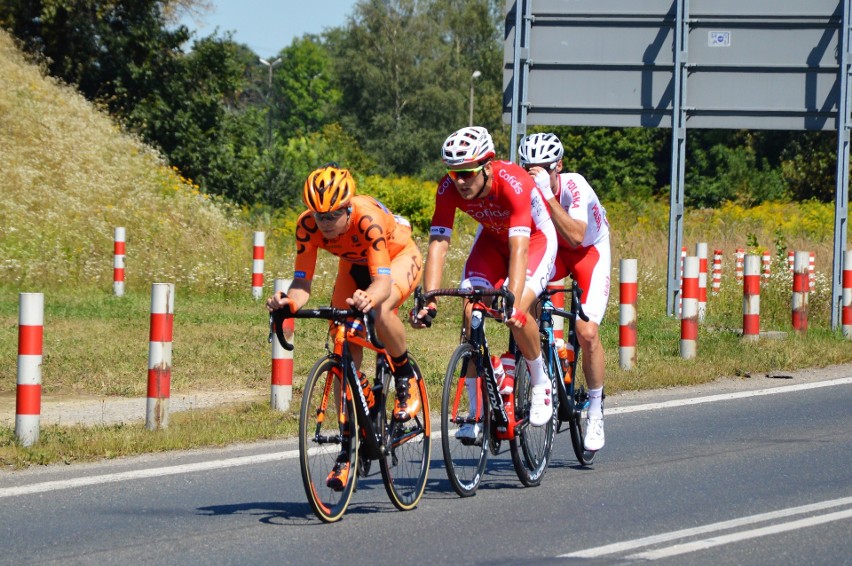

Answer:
[708,31,730,47]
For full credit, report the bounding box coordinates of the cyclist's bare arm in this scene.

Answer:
[528,165,586,247]
[547,196,587,247]
[410,235,449,327]
[347,272,392,313]
[423,235,450,292]
[266,278,311,312]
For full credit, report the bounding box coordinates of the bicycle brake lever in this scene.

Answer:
[271,309,295,351]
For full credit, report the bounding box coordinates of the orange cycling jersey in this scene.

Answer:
[294,195,415,281]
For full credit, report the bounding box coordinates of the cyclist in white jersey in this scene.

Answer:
[519,132,611,452]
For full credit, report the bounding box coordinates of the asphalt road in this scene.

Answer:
[2,370,850,565]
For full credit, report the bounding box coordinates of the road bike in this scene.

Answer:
[270,305,430,522]
[537,280,596,465]
[414,286,554,497]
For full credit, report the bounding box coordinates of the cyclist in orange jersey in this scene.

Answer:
[266,165,423,490]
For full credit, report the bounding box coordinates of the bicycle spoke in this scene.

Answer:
[441,344,489,497]
[299,357,358,523]
[380,358,430,511]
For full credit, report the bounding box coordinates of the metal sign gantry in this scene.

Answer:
[504,0,850,327]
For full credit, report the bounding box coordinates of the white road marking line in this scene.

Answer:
[560,496,852,558]
[3,377,848,499]
[606,377,852,415]
[0,450,298,498]
[629,508,852,561]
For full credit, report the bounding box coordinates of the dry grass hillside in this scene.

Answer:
[0,30,254,294]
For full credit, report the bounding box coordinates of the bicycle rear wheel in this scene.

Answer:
[299,356,359,523]
[510,354,554,486]
[380,357,431,511]
[441,343,489,497]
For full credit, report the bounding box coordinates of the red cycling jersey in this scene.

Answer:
[430,160,552,242]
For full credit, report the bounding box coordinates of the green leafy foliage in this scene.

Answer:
[0,0,846,211]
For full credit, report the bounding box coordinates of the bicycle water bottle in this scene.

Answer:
[492,355,515,438]
[498,352,515,395]
[490,354,506,391]
[358,371,375,409]
[555,339,573,384]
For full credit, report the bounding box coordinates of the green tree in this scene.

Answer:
[274,36,341,137]
[548,126,665,202]
[328,0,503,178]
[686,130,787,207]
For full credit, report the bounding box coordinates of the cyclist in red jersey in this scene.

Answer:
[519,132,611,452]
[411,126,558,437]
[267,165,423,489]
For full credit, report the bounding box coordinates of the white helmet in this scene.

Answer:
[441,126,496,167]
[518,132,564,166]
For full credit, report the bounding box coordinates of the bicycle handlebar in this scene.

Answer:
[541,284,590,323]
[415,286,515,322]
[269,304,385,351]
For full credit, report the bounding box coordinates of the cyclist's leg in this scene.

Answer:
[566,239,610,451]
[455,233,506,438]
[374,243,423,421]
[508,230,557,426]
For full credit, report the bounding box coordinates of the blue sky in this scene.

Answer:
[178,1,358,58]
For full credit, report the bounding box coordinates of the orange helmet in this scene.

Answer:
[303,165,355,213]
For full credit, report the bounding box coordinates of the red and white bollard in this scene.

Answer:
[147,283,174,430]
[735,248,745,282]
[788,250,795,272]
[548,279,565,341]
[742,255,761,341]
[843,250,851,339]
[619,259,638,370]
[678,245,686,316]
[252,231,265,299]
[114,227,126,297]
[711,249,723,295]
[696,243,707,321]
[808,251,815,291]
[271,278,294,411]
[792,251,810,334]
[762,250,771,279]
[16,293,43,447]
[680,257,699,359]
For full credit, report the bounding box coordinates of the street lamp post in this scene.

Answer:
[469,70,482,126]
[259,57,282,205]
[259,57,282,148]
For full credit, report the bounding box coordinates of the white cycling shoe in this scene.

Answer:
[529,384,553,426]
[583,415,605,451]
[455,422,481,440]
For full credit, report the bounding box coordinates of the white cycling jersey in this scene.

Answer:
[553,172,609,249]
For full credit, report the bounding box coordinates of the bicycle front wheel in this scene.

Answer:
[441,343,489,497]
[568,382,596,466]
[510,354,554,486]
[380,357,431,511]
[299,356,359,523]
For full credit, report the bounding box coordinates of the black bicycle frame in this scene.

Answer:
[467,307,511,428]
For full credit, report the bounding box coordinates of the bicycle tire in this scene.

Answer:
[299,356,359,523]
[380,357,431,511]
[441,343,489,497]
[568,382,596,466]
[510,354,555,486]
